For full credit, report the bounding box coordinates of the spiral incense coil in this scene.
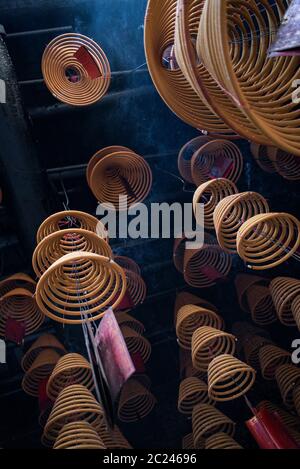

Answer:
[268,147,300,181]
[178,377,215,414]
[0,273,36,296]
[46,353,94,401]
[179,349,207,381]
[192,326,236,372]
[176,305,224,350]
[243,335,272,370]
[121,326,151,363]
[42,384,103,447]
[86,146,129,186]
[193,178,238,230]
[270,277,300,327]
[250,143,277,174]
[293,387,300,418]
[214,192,270,253]
[35,252,126,325]
[259,345,291,381]
[123,269,147,309]
[192,404,235,448]
[275,365,300,409]
[182,433,194,450]
[114,256,141,276]
[54,421,105,449]
[118,379,156,422]
[292,296,300,332]
[0,288,44,338]
[246,285,277,326]
[234,274,269,313]
[205,433,243,450]
[32,228,113,278]
[178,136,213,184]
[257,401,300,433]
[42,33,111,106]
[174,291,218,317]
[237,213,300,271]
[116,312,145,335]
[22,349,60,397]
[99,423,132,449]
[21,334,66,372]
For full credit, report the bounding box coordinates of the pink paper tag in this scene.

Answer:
[210,155,233,179]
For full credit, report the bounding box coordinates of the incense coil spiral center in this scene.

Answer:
[192,326,236,371]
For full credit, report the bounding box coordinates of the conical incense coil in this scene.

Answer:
[268,147,300,181]
[118,379,156,422]
[270,277,300,327]
[121,326,151,363]
[178,377,215,414]
[205,432,243,450]
[191,140,243,186]
[54,421,105,449]
[174,291,218,317]
[0,273,36,296]
[257,401,300,433]
[275,365,300,409]
[214,192,270,253]
[32,228,112,278]
[192,404,235,449]
[246,285,277,326]
[116,311,145,335]
[250,143,276,174]
[192,326,236,372]
[259,345,291,381]
[0,288,44,338]
[193,178,238,230]
[21,334,66,372]
[208,354,255,402]
[182,433,194,450]
[114,256,141,276]
[293,386,300,418]
[179,349,207,381]
[42,33,111,106]
[47,353,94,401]
[99,423,132,449]
[22,349,60,397]
[176,305,224,350]
[35,252,126,325]
[234,274,269,312]
[291,296,300,332]
[42,384,103,447]
[243,335,272,370]
[123,269,147,309]
[237,213,300,270]
[178,136,213,184]
[86,145,129,186]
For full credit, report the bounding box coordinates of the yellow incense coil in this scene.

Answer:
[118,379,156,422]
[192,326,236,372]
[54,421,106,449]
[21,333,66,372]
[0,273,36,297]
[121,326,151,363]
[116,311,145,335]
[178,377,215,414]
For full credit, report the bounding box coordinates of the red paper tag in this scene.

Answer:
[210,155,233,179]
[5,318,26,344]
[74,46,101,79]
[200,266,224,281]
[130,352,145,374]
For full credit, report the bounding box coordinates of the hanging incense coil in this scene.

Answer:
[174,291,218,317]
[21,334,66,372]
[182,433,194,450]
[270,277,300,327]
[0,288,44,338]
[42,384,103,447]
[243,335,272,370]
[246,285,277,326]
[257,401,300,433]
[33,228,112,278]
[179,349,207,381]
[192,404,235,449]
[293,386,300,418]
[237,213,300,270]
[0,273,36,296]
[22,349,60,397]
[35,252,126,325]
[193,178,238,230]
[268,147,300,181]
[292,296,300,332]
[42,33,111,106]
[176,304,224,350]
[234,274,269,313]
[46,353,94,401]
[123,269,147,309]
[259,345,291,381]
[86,145,129,186]
[173,235,190,273]
[205,433,243,450]
[178,377,215,414]
[192,326,236,372]
[99,423,132,449]
[275,365,300,409]
[214,192,270,253]
[208,354,255,402]
[54,421,105,449]
[121,326,151,363]
[250,143,277,174]
[178,136,213,184]
[114,256,141,276]
[118,379,156,422]
[116,312,145,335]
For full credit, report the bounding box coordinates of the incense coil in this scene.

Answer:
[237,213,300,270]
[246,285,277,326]
[259,345,291,381]
[191,140,243,186]
[192,404,235,448]
[54,421,105,449]
[116,311,145,335]
[214,192,270,253]
[275,365,300,409]
[291,296,300,332]
[270,277,300,327]
[234,274,269,313]
[293,386,300,418]
[42,384,103,447]
[257,401,300,433]
[114,256,141,276]
[46,353,94,401]
[121,326,151,363]
[268,147,300,181]
[123,269,147,309]
[176,305,224,350]
[99,423,132,449]
[178,377,215,414]
[86,145,129,186]
[174,291,218,317]
[21,334,66,372]
[182,433,194,450]
[22,349,60,397]
[42,33,111,106]
[193,178,238,230]
[35,252,126,325]
[118,379,156,422]
[192,326,236,372]
[178,136,213,184]
[208,354,255,402]
[0,288,44,338]
[250,143,276,174]
[205,433,243,450]
[32,228,112,278]
[179,349,207,381]
[243,335,272,370]
[0,273,36,296]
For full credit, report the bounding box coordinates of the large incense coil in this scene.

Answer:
[259,345,291,381]
[0,288,44,338]
[176,304,224,350]
[54,421,106,449]
[243,335,272,370]
[237,213,300,270]
[22,349,60,397]
[42,384,103,447]
[174,291,218,317]
[114,256,141,276]
[182,433,194,450]
[86,146,129,186]
[178,377,215,414]
[275,365,300,409]
[208,354,255,402]
[270,277,300,327]
[246,285,277,326]
[0,273,36,296]
[178,136,213,184]
[32,228,112,278]
[46,353,94,401]
[116,312,145,335]
[234,274,269,313]
[21,334,66,372]
[293,386,300,418]
[192,326,236,372]
[268,147,300,181]
[193,178,238,230]
[99,423,132,449]
[214,192,270,253]
[123,269,147,309]
[257,400,300,433]
[191,140,243,186]
[35,252,126,325]
[192,404,235,448]
[205,433,243,450]
[250,143,277,174]
[291,296,300,332]
[121,326,151,363]
[118,379,156,422]
[42,33,111,106]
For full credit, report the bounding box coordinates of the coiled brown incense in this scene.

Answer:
[192,326,236,371]
[192,404,235,449]
[99,423,132,449]
[0,273,36,297]
[259,345,291,381]
[257,400,300,433]
[120,326,151,363]
[234,274,269,313]
[246,285,277,326]
[178,377,215,414]
[22,349,60,397]
[270,277,300,327]
[292,296,300,332]
[116,311,145,335]
[122,269,147,310]
[205,433,243,450]
[114,256,141,276]
[21,334,66,372]
[54,421,106,449]
[275,365,300,409]
[179,349,207,381]
[118,379,156,422]
[268,147,300,181]
[250,143,277,174]
[293,386,300,418]
[178,136,213,184]
[182,433,194,450]
[174,291,218,317]
[242,335,272,370]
